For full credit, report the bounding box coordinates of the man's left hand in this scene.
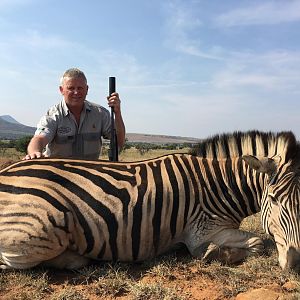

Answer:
[107,92,121,114]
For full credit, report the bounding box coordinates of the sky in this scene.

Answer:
[1,0,300,139]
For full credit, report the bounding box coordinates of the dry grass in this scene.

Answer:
[0,148,23,161]
[0,149,299,299]
[0,214,299,299]
[101,146,190,161]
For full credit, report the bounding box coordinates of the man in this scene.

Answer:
[25,68,125,160]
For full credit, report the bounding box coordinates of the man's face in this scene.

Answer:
[59,77,88,109]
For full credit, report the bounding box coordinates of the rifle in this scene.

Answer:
[108,76,118,162]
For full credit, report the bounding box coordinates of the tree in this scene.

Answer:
[15,136,32,153]
[120,138,132,152]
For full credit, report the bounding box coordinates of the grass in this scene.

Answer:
[0,270,51,300]
[0,217,298,299]
[130,282,185,300]
[101,146,190,161]
[49,286,88,300]
[0,148,23,161]
[0,149,300,299]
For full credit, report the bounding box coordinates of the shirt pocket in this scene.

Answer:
[82,132,101,141]
[54,135,75,144]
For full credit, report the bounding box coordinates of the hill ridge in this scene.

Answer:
[0,115,21,124]
[0,115,199,144]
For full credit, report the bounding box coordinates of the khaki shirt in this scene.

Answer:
[35,100,111,159]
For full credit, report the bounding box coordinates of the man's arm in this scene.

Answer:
[107,92,126,150]
[24,135,48,160]
[114,110,126,149]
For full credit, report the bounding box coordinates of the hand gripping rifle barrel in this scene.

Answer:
[108,77,118,161]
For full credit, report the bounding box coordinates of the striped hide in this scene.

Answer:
[0,130,299,271]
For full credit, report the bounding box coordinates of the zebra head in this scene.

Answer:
[243,155,300,272]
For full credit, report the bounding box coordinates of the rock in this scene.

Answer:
[283,281,298,291]
[236,288,282,300]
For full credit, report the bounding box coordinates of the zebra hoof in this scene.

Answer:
[203,245,251,265]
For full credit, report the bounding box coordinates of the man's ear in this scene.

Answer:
[59,85,63,95]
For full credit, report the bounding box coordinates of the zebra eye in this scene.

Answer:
[268,194,278,205]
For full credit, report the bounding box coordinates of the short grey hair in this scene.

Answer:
[60,68,87,85]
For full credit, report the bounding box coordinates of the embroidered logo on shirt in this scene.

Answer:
[57,127,72,134]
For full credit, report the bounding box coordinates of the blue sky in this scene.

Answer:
[1,0,300,139]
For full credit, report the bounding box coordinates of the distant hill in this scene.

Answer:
[0,115,199,144]
[0,116,35,139]
[125,133,199,144]
[0,115,21,125]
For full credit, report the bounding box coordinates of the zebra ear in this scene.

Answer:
[272,155,282,166]
[242,155,277,176]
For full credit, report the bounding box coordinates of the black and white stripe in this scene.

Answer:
[0,130,298,270]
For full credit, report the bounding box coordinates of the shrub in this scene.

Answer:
[15,136,32,153]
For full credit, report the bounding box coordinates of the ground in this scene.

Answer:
[0,241,299,300]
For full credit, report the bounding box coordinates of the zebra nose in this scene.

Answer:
[286,247,300,273]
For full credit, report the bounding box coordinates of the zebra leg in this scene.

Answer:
[41,250,91,269]
[201,243,256,264]
[0,250,90,270]
[0,209,78,269]
[0,245,69,270]
[0,247,67,270]
[0,253,41,270]
[186,228,264,264]
[0,225,72,269]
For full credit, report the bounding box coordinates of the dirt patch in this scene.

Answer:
[0,247,298,300]
[0,158,16,170]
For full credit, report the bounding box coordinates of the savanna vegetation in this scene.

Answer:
[0,142,299,299]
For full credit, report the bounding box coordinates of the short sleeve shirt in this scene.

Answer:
[35,100,111,159]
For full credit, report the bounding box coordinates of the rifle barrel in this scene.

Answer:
[108,77,118,161]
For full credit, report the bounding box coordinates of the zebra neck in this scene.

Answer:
[193,156,266,222]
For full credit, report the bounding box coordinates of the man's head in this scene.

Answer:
[59,68,89,111]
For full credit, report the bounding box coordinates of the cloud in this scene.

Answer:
[0,30,73,63]
[215,1,300,27]
[14,30,73,50]
[213,72,279,90]
[162,0,223,60]
[0,30,75,74]
[211,50,300,92]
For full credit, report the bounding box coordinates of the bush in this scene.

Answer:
[15,136,32,153]
[0,140,16,149]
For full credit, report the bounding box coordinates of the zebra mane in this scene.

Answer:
[190,130,298,162]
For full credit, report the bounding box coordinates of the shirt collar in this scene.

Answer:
[61,99,91,117]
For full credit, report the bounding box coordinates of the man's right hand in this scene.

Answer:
[24,135,48,160]
[23,152,43,160]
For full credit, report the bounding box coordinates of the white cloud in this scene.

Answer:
[14,30,73,50]
[213,72,279,90]
[0,30,74,68]
[163,0,223,60]
[215,1,300,27]
[211,50,300,92]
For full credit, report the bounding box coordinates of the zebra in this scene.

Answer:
[0,130,299,271]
